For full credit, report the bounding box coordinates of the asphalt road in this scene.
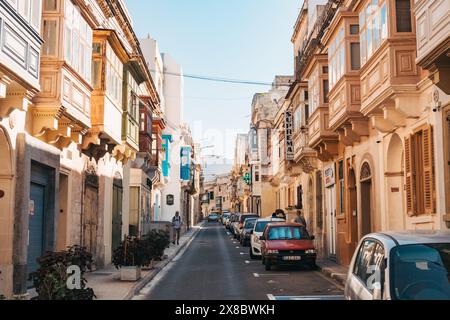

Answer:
[139,222,344,300]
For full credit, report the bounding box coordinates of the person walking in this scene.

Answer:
[293,210,307,228]
[172,211,183,245]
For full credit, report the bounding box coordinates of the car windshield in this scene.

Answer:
[268,226,309,240]
[255,221,270,233]
[244,219,256,229]
[241,215,258,223]
[391,243,450,300]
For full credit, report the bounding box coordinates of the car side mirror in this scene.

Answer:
[310,235,315,240]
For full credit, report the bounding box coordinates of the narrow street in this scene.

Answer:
[139,223,343,300]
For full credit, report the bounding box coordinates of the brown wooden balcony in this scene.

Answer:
[415,0,450,94]
[308,106,339,162]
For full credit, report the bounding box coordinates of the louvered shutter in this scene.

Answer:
[422,125,436,214]
[405,136,415,216]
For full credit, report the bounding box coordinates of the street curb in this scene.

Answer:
[316,264,347,287]
[123,224,203,300]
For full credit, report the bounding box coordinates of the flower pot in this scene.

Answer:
[120,266,141,281]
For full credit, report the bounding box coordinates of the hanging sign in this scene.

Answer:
[324,164,336,187]
[285,110,294,160]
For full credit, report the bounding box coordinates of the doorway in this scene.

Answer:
[112,174,123,255]
[348,167,358,249]
[327,185,337,258]
[83,172,99,259]
[360,162,373,237]
[56,173,69,251]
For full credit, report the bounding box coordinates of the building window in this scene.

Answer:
[106,43,123,105]
[294,106,302,132]
[42,19,57,56]
[360,0,388,66]
[64,0,92,83]
[309,67,320,114]
[7,0,41,31]
[350,24,359,35]
[350,43,361,70]
[255,171,260,182]
[395,0,412,32]
[405,125,435,215]
[329,26,345,90]
[323,80,329,104]
[127,73,141,121]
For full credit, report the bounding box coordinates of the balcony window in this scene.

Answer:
[294,107,302,132]
[329,27,345,90]
[106,43,123,105]
[42,19,57,56]
[309,67,320,114]
[350,43,361,70]
[395,0,412,32]
[360,0,388,67]
[7,0,41,32]
[64,0,92,83]
[323,80,329,104]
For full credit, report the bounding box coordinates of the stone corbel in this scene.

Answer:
[338,129,353,146]
[394,94,421,118]
[383,104,406,127]
[370,114,395,133]
[0,87,33,118]
[32,107,65,137]
[344,124,361,145]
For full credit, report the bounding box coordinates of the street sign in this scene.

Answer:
[285,110,294,160]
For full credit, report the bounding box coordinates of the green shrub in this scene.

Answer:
[143,230,170,263]
[112,236,147,268]
[29,245,95,300]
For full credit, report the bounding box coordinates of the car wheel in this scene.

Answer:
[265,260,271,271]
[309,261,318,271]
[249,248,257,260]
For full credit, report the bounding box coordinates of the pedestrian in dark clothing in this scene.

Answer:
[293,210,307,228]
[172,211,183,245]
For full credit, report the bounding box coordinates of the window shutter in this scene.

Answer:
[422,125,436,214]
[405,136,415,215]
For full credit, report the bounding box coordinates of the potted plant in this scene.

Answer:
[28,245,95,300]
[142,230,170,269]
[112,236,146,281]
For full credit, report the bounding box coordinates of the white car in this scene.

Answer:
[345,231,450,300]
[249,217,285,259]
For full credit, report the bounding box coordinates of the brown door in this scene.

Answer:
[83,184,99,258]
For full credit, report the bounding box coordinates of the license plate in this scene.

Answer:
[283,256,301,261]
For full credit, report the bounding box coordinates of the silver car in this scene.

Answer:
[345,231,450,300]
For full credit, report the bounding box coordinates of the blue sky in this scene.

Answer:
[126,0,301,166]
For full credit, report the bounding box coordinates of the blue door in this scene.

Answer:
[28,182,45,278]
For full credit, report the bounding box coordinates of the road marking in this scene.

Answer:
[253,273,289,277]
[245,260,250,264]
[240,252,246,255]
[268,295,345,301]
[235,246,240,249]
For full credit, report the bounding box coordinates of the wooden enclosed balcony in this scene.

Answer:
[81,30,129,161]
[415,0,450,94]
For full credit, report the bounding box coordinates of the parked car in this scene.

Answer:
[221,211,231,225]
[227,214,238,232]
[207,213,220,222]
[260,223,316,271]
[345,231,450,300]
[249,217,285,259]
[233,213,259,240]
[239,218,257,247]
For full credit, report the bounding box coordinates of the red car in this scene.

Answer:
[260,223,317,271]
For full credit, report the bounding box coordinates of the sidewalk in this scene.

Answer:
[316,258,349,287]
[85,223,203,300]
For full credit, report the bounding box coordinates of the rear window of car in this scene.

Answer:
[267,226,310,240]
[244,218,257,229]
